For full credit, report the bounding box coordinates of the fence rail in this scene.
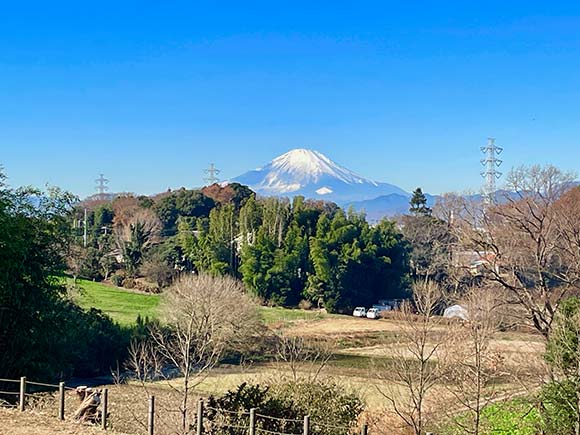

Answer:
[0,376,370,434]
[0,375,106,427]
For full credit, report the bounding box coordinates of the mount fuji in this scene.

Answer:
[232,149,409,204]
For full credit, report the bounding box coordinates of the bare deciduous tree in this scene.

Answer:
[400,213,455,283]
[451,165,578,339]
[376,280,448,435]
[66,242,87,285]
[114,207,162,248]
[444,288,504,435]
[128,273,261,434]
[275,335,334,382]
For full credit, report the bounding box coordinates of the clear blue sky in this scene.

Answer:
[1,1,580,197]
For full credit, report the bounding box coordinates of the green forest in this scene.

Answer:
[75,183,413,313]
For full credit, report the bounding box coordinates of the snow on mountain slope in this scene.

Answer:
[232,149,408,204]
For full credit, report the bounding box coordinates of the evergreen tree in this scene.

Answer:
[240,229,277,300]
[409,187,431,216]
[306,211,409,313]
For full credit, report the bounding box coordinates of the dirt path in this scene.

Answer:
[0,408,130,435]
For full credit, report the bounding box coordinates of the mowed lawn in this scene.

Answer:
[71,277,331,327]
[71,278,161,325]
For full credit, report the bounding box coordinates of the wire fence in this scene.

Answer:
[0,375,102,428]
[198,400,364,435]
[0,376,370,435]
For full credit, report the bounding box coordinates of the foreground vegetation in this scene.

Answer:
[0,176,129,380]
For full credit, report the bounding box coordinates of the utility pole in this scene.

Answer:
[203,163,220,185]
[480,138,503,204]
[83,208,88,247]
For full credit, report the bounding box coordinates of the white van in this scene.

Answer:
[366,308,381,319]
[352,307,366,317]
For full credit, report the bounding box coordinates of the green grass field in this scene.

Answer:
[259,306,328,323]
[71,278,326,327]
[71,278,161,325]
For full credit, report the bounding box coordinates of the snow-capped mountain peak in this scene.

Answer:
[232,148,407,204]
[266,148,376,186]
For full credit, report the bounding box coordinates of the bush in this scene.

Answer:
[111,273,124,287]
[204,380,363,435]
[540,296,580,433]
[63,306,130,377]
[540,380,577,435]
[270,379,364,433]
[140,256,175,290]
[205,383,301,435]
[122,277,135,289]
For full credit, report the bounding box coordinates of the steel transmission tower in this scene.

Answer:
[95,174,110,200]
[480,138,503,204]
[203,163,221,185]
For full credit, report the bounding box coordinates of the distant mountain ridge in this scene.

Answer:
[232,148,408,204]
[347,193,438,222]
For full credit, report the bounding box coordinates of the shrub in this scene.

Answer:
[64,306,130,377]
[122,277,135,289]
[204,380,363,435]
[540,380,577,435]
[111,273,124,287]
[205,383,301,435]
[541,296,580,433]
[270,379,364,433]
[140,255,175,290]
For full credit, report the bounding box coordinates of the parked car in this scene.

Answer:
[352,307,366,317]
[366,308,381,319]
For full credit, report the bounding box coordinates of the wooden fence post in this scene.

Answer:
[19,377,26,412]
[101,388,108,430]
[148,395,155,435]
[196,398,204,435]
[303,415,310,435]
[249,408,256,435]
[361,423,368,435]
[58,382,65,420]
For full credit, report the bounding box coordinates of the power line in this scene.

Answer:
[480,138,503,204]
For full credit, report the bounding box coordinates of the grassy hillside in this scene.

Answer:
[71,278,161,326]
[71,278,332,326]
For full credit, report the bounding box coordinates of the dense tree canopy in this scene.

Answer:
[73,186,411,313]
[0,172,127,379]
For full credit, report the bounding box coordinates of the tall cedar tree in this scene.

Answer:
[409,187,432,216]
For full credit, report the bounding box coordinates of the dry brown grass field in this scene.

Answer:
[1,313,547,434]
